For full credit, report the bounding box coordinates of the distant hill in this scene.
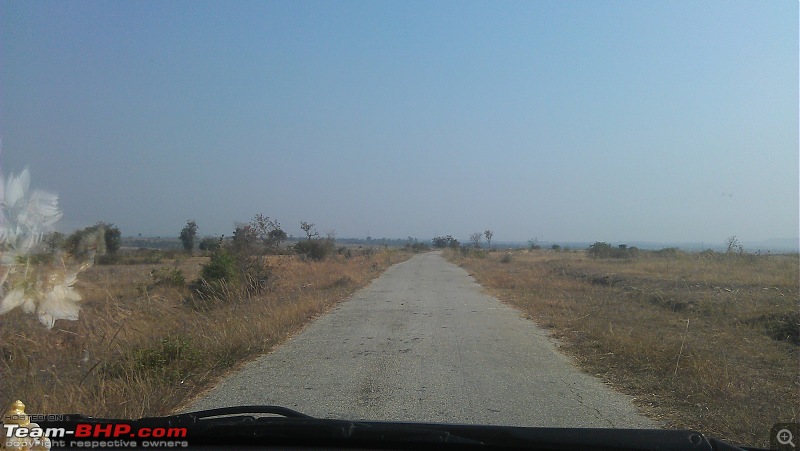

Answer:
[742,238,799,253]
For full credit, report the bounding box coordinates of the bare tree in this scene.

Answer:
[300,221,318,241]
[469,232,482,249]
[484,229,493,249]
[726,235,744,254]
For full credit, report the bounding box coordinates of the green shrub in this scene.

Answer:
[749,312,800,345]
[100,223,122,255]
[587,242,638,259]
[459,247,486,258]
[65,224,106,260]
[231,214,287,256]
[432,235,459,249]
[201,249,237,282]
[42,231,66,253]
[236,255,273,294]
[232,224,260,256]
[653,247,680,258]
[199,237,222,252]
[103,336,200,382]
[150,267,186,287]
[404,242,430,252]
[179,220,198,253]
[587,242,611,258]
[294,239,334,261]
[190,249,238,299]
[191,244,274,300]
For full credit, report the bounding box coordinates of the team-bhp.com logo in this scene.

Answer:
[3,400,188,449]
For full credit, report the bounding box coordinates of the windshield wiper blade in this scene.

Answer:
[181,418,484,447]
[39,406,316,435]
[42,407,483,447]
[165,408,482,446]
[167,405,314,420]
[36,406,749,450]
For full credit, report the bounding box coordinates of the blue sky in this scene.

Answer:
[1,0,797,244]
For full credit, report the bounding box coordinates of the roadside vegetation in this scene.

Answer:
[0,216,417,418]
[445,245,799,448]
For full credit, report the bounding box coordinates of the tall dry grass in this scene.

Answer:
[446,248,799,448]
[0,249,412,418]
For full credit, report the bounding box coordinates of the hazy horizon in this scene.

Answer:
[2,1,797,244]
[120,235,799,253]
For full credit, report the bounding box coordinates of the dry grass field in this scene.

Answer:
[446,248,799,448]
[0,248,412,418]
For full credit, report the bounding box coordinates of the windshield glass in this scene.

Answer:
[1,1,797,449]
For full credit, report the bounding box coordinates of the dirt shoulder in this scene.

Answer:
[446,248,799,448]
[0,248,414,418]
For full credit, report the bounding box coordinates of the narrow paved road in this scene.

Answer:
[188,252,657,428]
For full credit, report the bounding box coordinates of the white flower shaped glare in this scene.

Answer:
[0,288,26,315]
[38,281,82,329]
[0,168,63,254]
[0,167,88,329]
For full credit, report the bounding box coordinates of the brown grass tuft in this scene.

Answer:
[446,248,799,448]
[0,249,413,418]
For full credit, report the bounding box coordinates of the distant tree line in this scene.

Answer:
[40,222,122,264]
[432,235,460,249]
[189,215,334,300]
[587,242,639,259]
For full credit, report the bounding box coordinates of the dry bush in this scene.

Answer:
[446,248,799,448]
[0,249,412,418]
